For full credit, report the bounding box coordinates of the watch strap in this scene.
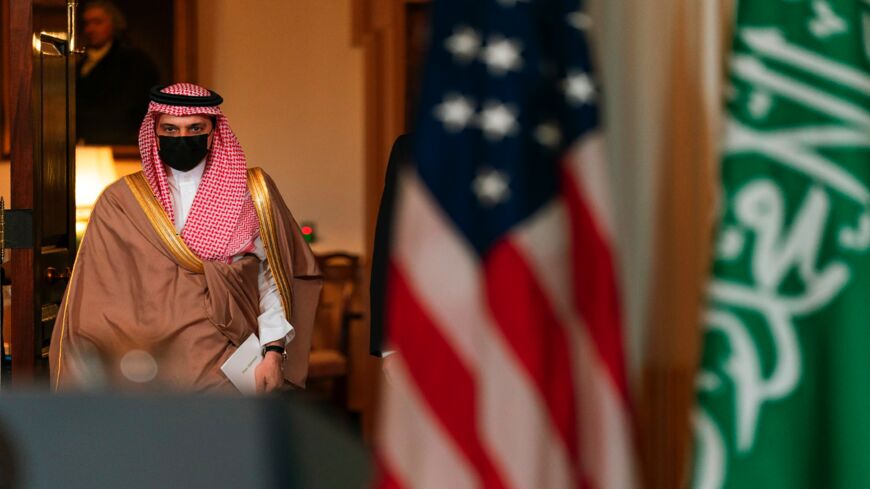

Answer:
[262,345,285,356]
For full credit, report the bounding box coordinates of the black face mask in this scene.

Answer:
[158,134,210,172]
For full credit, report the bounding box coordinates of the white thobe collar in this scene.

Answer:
[165,159,207,232]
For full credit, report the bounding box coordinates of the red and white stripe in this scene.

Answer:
[376,134,638,489]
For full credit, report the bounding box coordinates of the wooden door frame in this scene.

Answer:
[8,0,37,384]
[350,0,429,440]
[6,0,78,384]
[354,0,417,256]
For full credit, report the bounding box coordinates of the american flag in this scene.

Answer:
[375,0,637,488]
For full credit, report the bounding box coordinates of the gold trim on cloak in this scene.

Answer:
[125,171,205,274]
[125,168,293,320]
[247,167,293,322]
[54,230,87,391]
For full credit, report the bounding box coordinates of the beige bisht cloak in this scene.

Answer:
[49,168,322,392]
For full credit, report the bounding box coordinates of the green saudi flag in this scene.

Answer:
[693,1,870,487]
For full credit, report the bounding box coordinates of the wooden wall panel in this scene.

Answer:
[353,0,431,441]
[0,0,10,157]
[173,0,198,83]
[637,0,733,487]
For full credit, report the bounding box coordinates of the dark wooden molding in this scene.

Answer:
[355,0,420,258]
[9,0,36,382]
[173,0,197,83]
[350,0,370,47]
[0,0,10,158]
[111,145,139,160]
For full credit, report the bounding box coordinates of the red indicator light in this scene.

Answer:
[301,226,313,235]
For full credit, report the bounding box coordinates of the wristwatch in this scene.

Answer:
[262,344,287,364]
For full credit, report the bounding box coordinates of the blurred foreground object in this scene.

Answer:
[374,0,637,487]
[692,1,870,487]
[0,394,371,489]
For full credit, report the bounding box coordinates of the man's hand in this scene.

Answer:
[254,351,284,393]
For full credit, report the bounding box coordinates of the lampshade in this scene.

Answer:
[75,145,118,209]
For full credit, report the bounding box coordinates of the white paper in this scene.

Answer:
[220,334,262,394]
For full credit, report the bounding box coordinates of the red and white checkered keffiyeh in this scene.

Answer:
[138,83,258,262]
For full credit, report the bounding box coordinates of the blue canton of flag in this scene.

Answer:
[415,0,599,254]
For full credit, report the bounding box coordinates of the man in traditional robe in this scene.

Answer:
[50,83,322,393]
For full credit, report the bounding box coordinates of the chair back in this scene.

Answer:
[311,253,360,352]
